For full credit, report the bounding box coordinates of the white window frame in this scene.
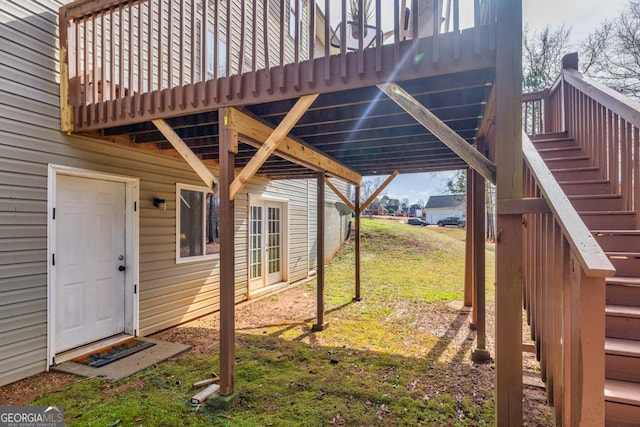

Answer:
[176,183,220,264]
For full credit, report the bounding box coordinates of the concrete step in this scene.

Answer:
[605,380,640,427]
[595,230,640,252]
[545,155,593,169]
[570,194,624,212]
[539,145,583,160]
[560,179,612,195]
[606,338,640,383]
[606,305,640,340]
[551,166,603,181]
[607,277,640,307]
[580,212,637,230]
[608,253,640,277]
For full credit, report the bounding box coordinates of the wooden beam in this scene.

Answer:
[464,169,473,309]
[324,177,355,212]
[354,185,362,301]
[496,197,551,215]
[312,172,328,331]
[226,108,362,185]
[360,170,400,213]
[217,108,237,399]
[478,86,496,140]
[495,0,523,424]
[229,94,318,200]
[152,119,217,189]
[377,83,496,185]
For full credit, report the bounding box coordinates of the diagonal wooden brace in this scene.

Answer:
[229,94,318,200]
[360,170,400,213]
[378,82,497,185]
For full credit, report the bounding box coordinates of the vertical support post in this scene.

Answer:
[495,0,523,424]
[471,140,489,361]
[354,185,362,301]
[464,168,474,309]
[215,108,238,405]
[312,172,328,331]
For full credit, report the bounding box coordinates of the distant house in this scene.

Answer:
[424,195,466,224]
[409,204,423,217]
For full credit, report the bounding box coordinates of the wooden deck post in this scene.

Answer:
[495,0,523,424]
[471,142,490,361]
[312,172,328,331]
[465,168,473,309]
[354,185,362,302]
[215,108,238,405]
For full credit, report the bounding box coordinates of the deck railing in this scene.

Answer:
[59,0,495,131]
[522,130,614,425]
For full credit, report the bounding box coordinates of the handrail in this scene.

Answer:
[522,131,615,276]
[563,69,640,129]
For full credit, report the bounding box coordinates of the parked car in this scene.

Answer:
[407,218,427,226]
[437,216,465,227]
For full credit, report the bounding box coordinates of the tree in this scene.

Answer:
[416,199,425,208]
[522,24,571,92]
[581,1,640,98]
[445,170,466,194]
[360,177,382,203]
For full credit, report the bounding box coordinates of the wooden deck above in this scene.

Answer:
[60,0,497,179]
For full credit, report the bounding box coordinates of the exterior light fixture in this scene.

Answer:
[153,198,167,210]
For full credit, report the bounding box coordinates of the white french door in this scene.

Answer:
[249,200,285,293]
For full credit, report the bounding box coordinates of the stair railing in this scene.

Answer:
[559,68,640,226]
[522,130,615,425]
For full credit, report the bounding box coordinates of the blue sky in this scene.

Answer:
[367,0,628,205]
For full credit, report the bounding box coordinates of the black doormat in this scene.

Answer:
[73,338,156,368]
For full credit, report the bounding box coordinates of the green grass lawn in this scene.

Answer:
[33,219,513,426]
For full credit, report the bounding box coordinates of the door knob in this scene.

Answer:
[118,265,126,271]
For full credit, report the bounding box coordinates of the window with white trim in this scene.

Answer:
[177,183,220,262]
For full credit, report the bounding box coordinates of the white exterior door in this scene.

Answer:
[249,201,284,293]
[55,175,126,352]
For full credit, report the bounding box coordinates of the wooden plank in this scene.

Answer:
[229,94,318,199]
[477,85,496,140]
[190,384,220,404]
[495,197,551,215]
[464,168,473,308]
[378,83,496,184]
[471,140,488,360]
[324,178,355,213]
[152,119,217,189]
[218,108,237,397]
[494,0,523,424]
[226,109,361,185]
[360,170,400,213]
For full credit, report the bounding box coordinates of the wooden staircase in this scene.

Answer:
[533,132,640,426]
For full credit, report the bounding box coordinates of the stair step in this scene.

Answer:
[551,166,602,181]
[605,379,640,406]
[570,194,624,211]
[605,380,640,427]
[606,337,640,357]
[607,277,640,306]
[529,131,569,141]
[595,230,640,252]
[607,305,640,340]
[545,155,593,168]
[580,211,637,230]
[606,338,640,383]
[539,146,583,160]
[560,179,612,195]
[608,254,640,277]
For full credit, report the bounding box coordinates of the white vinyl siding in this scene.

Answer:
[0,0,345,387]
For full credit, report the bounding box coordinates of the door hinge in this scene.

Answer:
[52,253,55,266]
[134,202,137,212]
[52,207,56,220]
[134,284,137,294]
